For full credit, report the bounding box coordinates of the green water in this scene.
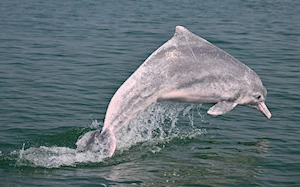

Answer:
[0,0,299,186]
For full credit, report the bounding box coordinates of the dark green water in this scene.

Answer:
[1,0,299,186]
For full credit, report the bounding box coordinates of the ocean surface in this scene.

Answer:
[0,0,299,186]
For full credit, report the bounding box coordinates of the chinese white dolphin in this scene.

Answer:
[76,26,271,157]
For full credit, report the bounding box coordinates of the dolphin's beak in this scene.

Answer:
[256,102,272,119]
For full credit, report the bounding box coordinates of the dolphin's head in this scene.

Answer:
[239,73,272,119]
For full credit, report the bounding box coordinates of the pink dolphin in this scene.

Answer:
[76,26,271,157]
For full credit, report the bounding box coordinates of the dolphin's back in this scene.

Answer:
[151,26,255,83]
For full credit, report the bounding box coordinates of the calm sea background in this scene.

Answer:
[0,0,299,186]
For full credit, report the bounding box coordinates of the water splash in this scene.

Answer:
[17,102,206,168]
[18,146,106,168]
[115,102,206,152]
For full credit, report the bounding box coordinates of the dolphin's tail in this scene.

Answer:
[76,128,116,157]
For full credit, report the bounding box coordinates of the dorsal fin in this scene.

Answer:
[174,26,209,44]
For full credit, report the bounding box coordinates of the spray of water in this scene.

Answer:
[17,102,206,168]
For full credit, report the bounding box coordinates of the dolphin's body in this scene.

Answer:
[76,26,271,157]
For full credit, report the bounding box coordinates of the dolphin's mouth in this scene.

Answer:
[257,102,272,119]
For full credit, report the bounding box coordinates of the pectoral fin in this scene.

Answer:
[207,101,238,116]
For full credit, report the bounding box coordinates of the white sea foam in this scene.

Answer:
[18,102,206,168]
[19,146,106,168]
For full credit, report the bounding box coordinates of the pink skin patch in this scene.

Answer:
[106,128,117,157]
[257,102,272,119]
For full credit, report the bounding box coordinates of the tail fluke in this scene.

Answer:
[76,128,116,157]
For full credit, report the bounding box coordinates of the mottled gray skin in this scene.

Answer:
[76,26,271,157]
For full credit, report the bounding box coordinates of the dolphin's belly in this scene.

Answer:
[158,90,221,104]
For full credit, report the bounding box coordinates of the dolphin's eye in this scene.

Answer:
[256,95,261,100]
